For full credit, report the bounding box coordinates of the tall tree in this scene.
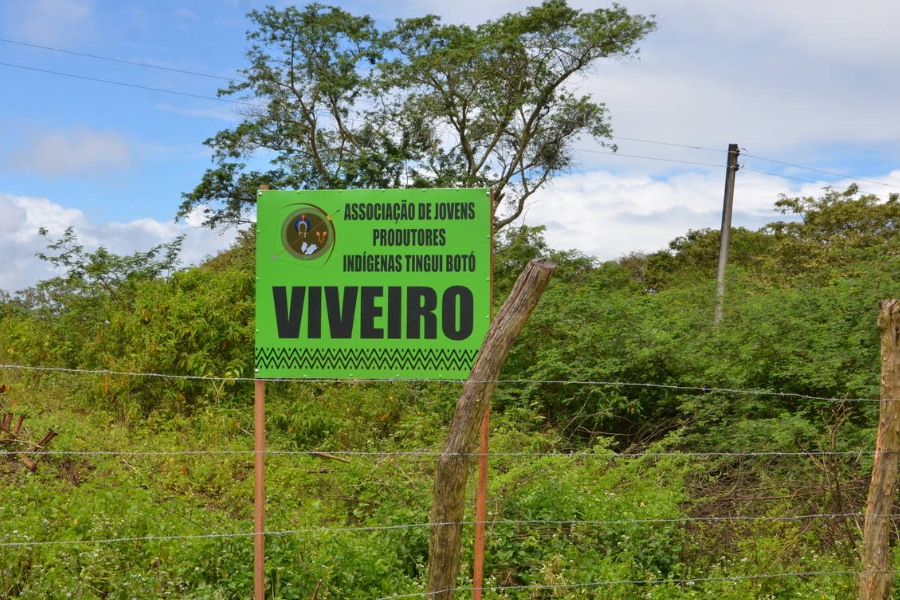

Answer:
[179,1,655,230]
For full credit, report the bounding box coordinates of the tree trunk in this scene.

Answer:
[427,258,556,598]
[860,300,900,599]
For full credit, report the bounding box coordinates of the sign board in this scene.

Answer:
[255,189,492,379]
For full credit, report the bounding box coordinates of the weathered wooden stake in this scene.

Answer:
[0,405,57,472]
[860,300,900,599]
[427,258,556,599]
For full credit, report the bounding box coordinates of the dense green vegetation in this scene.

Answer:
[1,185,898,598]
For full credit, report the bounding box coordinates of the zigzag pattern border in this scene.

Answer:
[256,346,477,372]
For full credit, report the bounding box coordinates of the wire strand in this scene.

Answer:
[0,37,238,82]
[0,364,881,404]
[0,513,876,548]
[0,449,876,459]
[743,152,900,190]
[575,148,723,168]
[741,166,833,186]
[0,61,252,106]
[611,136,722,153]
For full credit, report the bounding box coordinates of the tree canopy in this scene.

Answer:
[179,1,656,230]
[764,184,900,278]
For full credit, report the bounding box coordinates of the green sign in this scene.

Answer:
[255,189,492,379]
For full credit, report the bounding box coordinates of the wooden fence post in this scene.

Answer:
[427,258,556,599]
[860,299,900,599]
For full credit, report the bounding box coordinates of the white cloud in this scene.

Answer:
[0,194,239,293]
[650,0,900,67]
[578,0,900,154]
[3,0,94,46]
[9,128,133,178]
[350,0,898,163]
[376,0,900,159]
[518,167,898,261]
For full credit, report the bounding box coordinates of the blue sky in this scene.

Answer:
[2,0,899,292]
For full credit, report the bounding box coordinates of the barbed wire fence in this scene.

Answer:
[0,362,890,598]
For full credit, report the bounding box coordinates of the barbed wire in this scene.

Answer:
[0,512,878,549]
[0,448,877,459]
[0,375,885,596]
[0,363,882,404]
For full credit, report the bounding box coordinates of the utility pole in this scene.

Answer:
[714,143,740,325]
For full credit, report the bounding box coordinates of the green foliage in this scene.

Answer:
[486,444,693,587]
[639,227,773,290]
[765,184,900,278]
[180,1,656,230]
[180,4,396,229]
[1,228,185,371]
[500,260,704,445]
[1,229,254,419]
[31,226,183,311]
[2,183,897,597]
[492,225,595,301]
[385,0,655,228]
